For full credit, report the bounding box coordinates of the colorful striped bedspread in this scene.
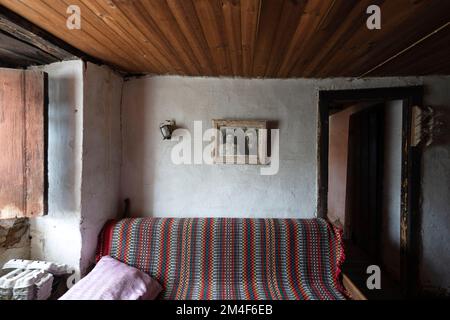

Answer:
[96,218,347,300]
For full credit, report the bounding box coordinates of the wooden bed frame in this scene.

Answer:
[342,274,367,300]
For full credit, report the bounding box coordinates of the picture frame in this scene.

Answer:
[212,119,269,165]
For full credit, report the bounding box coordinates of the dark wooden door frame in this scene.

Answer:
[318,86,423,297]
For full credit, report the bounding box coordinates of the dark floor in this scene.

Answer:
[342,240,404,300]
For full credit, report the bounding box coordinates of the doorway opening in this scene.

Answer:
[318,87,423,298]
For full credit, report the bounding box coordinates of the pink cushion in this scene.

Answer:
[59,256,162,300]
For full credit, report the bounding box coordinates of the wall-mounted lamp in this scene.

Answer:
[160,120,175,140]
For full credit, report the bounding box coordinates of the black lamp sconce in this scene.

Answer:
[160,120,176,140]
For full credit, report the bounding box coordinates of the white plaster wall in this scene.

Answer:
[420,77,450,295]
[121,75,450,294]
[28,61,122,277]
[29,61,84,276]
[14,66,447,293]
[79,63,122,275]
[381,100,403,280]
[121,76,423,218]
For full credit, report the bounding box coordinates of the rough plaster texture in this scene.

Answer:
[420,78,450,295]
[381,100,402,280]
[80,62,122,275]
[0,219,30,267]
[121,76,421,218]
[121,75,450,294]
[28,61,122,277]
[29,61,84,277]
[4,64,447,294]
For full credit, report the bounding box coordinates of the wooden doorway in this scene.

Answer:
[318,87,423,297]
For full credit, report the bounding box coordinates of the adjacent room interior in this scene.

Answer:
[0,0,449,300]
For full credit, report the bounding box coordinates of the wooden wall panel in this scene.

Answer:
[24,70,46,217]
[0,68,46,219]
[0,69,25,219]
[1,0,449,77]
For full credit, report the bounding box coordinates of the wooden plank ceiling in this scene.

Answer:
[1,0,449,78]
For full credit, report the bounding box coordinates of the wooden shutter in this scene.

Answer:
[0,68,47,219]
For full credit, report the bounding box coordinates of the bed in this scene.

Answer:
[95,217,349,300]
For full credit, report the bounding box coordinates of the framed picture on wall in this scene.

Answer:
[212,119,269,165]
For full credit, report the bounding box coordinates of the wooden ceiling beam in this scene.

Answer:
[0,4,76,61]
[0,30,58,66]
